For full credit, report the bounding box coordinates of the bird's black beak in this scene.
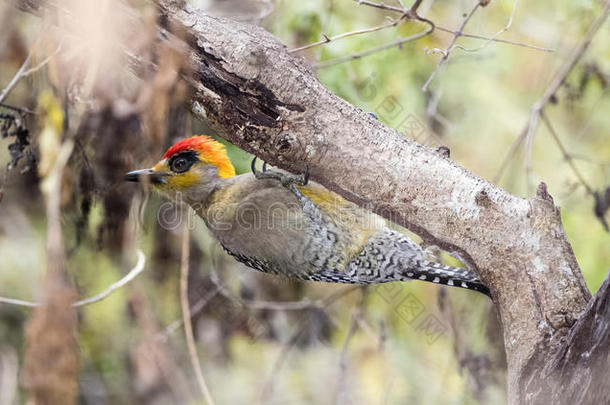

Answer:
[124,169,167,184]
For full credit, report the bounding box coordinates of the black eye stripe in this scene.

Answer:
[169,150,199,173]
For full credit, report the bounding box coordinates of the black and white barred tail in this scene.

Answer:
[308,263,491,297]
[401,261,490,297]
[338,228,491,297]
[224,246,491,297]
[221,230,491,298]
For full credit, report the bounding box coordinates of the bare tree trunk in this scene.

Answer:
[16,1,608,403]
[521,273,610,404]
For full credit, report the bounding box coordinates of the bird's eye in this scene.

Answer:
[171,157,188,173]
[168,151,198,173]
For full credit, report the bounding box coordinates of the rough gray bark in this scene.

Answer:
[521,272,610,404]
[16,0,609,403]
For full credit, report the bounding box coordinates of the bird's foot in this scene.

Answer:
[251,157,324,224]
[251,157,309,188]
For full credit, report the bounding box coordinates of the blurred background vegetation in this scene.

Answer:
[0,0,608,404]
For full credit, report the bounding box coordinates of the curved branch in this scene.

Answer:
[0,250,146,308]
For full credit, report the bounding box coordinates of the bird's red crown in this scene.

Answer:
[163,135,235,178]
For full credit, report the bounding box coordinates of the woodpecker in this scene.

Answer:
[125,135,490,297]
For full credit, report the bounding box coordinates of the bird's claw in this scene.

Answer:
[251,157,267,179]
[251,157,310,188]
[301,165,310,186]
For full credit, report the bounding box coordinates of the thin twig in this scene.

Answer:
[521,0,610,194]
[180,225,216,405]
[312,0,436,68]
[259,286,362,402]
[541,111,595,196]
[0,102,36,115]
[315,20,434,68]
[239,298,317,310]
[435,26,554,52]
[0,296,39,308]
[494,0,610,187]
[355,0,403,13]
[73,250,146,306]
[289,17,404,53]
[574,87,610,142]
[0,54,30,105]
[334,307,362,404]
[212,276,312,310]
[0,44,61,105]
[212,273,363,312]
[357,0,553,52]
[0,250,146,308]
[570,155,610,167]
[531,1,610,110]
[422,2,481,91]
[451,0,520,54]
[409,0,424,12]
[155,283,222,342]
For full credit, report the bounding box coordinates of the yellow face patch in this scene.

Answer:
[166,171,199,189]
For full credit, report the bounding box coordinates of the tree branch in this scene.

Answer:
[153,4,592,402]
